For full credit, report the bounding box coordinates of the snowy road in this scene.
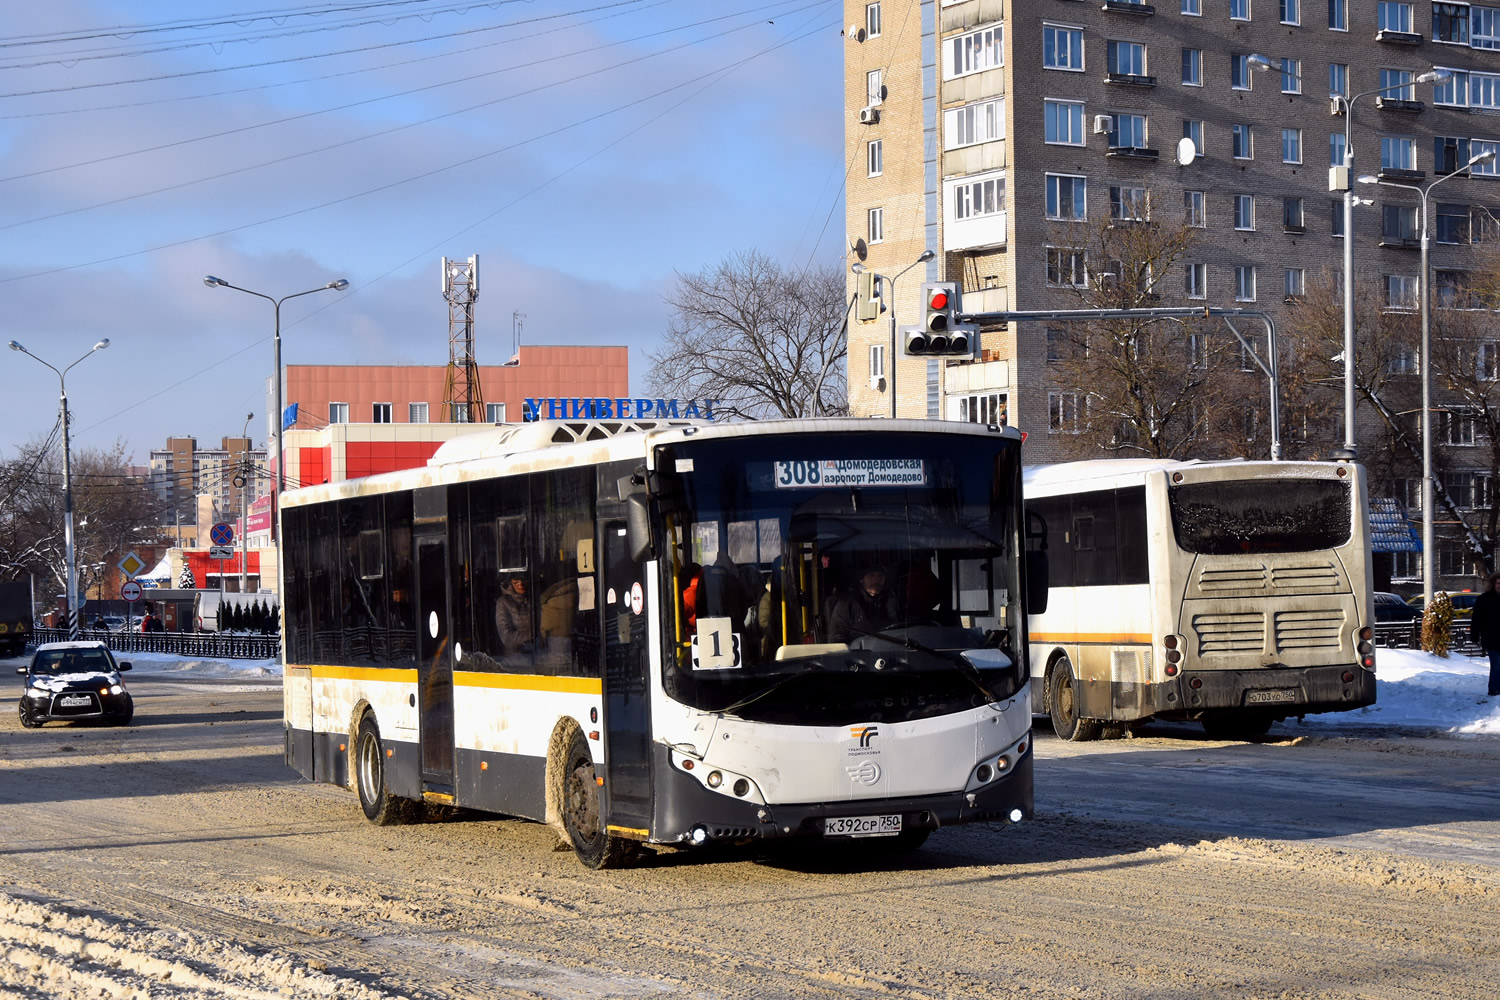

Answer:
[1,656,1498,998]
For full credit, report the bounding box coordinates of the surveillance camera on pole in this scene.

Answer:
[902,282,977,359]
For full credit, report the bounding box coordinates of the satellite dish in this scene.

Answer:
[847,23,862,40]
[1176,137,1197,166]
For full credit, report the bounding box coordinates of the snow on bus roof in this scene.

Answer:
[1023,457,1349,491]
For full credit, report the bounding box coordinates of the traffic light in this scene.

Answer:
[903,282,976,358]
[855,269,883,322]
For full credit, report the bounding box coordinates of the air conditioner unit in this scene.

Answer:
[1092,115,1114,135]
[859,105,880,125]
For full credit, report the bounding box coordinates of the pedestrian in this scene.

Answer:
[1468,571,1500,700]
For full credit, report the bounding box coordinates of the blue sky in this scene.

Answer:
[0,0,845,457]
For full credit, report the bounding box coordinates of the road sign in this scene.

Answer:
[120,581,142,603]
[209,545,235,560]
[117,551,146,579]
[210,522,234,546]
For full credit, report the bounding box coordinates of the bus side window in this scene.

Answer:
[1115,486,1149,585]
[534,467,598,678]
[386,492,417,670]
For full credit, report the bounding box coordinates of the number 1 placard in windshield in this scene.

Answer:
[774,459,927,488]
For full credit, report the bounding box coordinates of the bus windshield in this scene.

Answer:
[1168,478,1352,554]
[655,432,1025,727]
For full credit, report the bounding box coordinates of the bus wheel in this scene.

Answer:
[1201,714,1274,741]
[561,729,640,870]
[1049,658,1101,742]
[355,715,413,825]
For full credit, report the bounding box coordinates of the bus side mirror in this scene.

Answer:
[1026,550,1049,616]
[626,494,655,563]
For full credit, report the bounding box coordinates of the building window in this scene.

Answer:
[957,391,1007,426]
[329,402,349,424]
[1185,262,1207,298]
[1182,48,1202,85]
[1047,248,1088,286]
[1392,551,1420,580]
[1434,70,1468,105]
[1187,332,1209,369]
[1474,140,1500,175]
[1437,268,1474,308]
[867,69,883,106]
[1043,24,1085,71]
[1106,40,1147,76]
[1182,119,1204,157]
[1231,0,1250,19]
[1439,546,1469,576]
[1332,199,1346,235]
[1329,0,1348,28]
[1444,410,1478,445]
[1282,127,1303,163]
[1281,58,1302,93]
[1330,131,1347,166]
[1184,189,1206,227]
[866,2,881,37]
[1235,265,1257,301]
[1235,193,1255,229]
[1476,6,1500,48]
[1110,112,1147,148]
[408,402,428,423]
[945,24,1004,78]
[1480,341,1500,380]
[1285,267,1305,298]
[1281,0,1301,22]
[1110,185,1149,221]
[1182,0,1201,12]
[870,343,886,381]
[372,402,391,423]
[867,139,882,176]
[1330,62,1348,96]
[953,172,1006,219]
[1437,202,1470,243]
[868,207,884,243]
[1049,391,1086,433]
[1046,173,1087,220]
[1380,67,1415,100]
[1381,136,1416,170]
[1385,273,1419,310]
[1231,53,1252,89]
[1435,135,1470,174]
[1232,123,1253,158]
[1378,1,1414,32]
[481,403,502,423]
[944,98,1005,148]
[1284,196,1305,229]
[1044,100,1086,145]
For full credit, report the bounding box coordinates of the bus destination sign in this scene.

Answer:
[774,459,927,489]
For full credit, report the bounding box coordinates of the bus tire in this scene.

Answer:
[560,728,640,870]
[1201,714,1274,741]
[355,714,414,826]
[1049,657,1101,743]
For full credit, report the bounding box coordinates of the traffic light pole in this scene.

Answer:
[955,305,1284,461]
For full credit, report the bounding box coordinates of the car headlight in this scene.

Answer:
[28,689,49,700]
[109,685,123,695]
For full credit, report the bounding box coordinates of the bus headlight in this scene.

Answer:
[672,752,765,805]
[965,734,1029,792]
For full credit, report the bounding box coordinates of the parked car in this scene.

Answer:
[16,641,133,728]
[1374,591,1420,623]
[1407,591,1479,621]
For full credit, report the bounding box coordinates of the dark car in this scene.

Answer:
[16,640,133,728]
[1407,591,1480,621]
[1373,591,1420,623]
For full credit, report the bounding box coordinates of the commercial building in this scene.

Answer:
[845,0,1500,588]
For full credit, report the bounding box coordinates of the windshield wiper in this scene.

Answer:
[851,623,1001,704]
[711,667,820,717]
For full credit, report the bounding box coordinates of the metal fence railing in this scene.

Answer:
[1373,619,1481,656]
[30,628,280,661]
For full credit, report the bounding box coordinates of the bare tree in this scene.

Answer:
[1044,217,1260,458]
[646,251,848,420]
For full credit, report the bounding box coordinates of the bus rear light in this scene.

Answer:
[1163,634,1179,650]
[1188,677,1202,689]
[1336,466,1348,477]
[1358,641,1373,655]
[1166,649,1182,664]
[1359,626,1373,642]
[1361,656,1375,669]
[1342,671,1355,683]
[1164,664,1179,677]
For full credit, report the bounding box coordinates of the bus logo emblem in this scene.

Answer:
[850,725,879,747]
[845,760,881,785]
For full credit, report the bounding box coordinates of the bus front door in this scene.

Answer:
[601,521,652,837]
[415,534,455,792]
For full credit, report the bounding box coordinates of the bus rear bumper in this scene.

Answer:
[1164,662,1376,717]
[648,744,1033,846]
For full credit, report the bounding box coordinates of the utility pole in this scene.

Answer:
[238,412,252,594]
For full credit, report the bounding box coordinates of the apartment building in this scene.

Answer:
[148,435,267,529]
[847,0,1500,587]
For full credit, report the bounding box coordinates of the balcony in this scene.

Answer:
[1376,97,1425,113]
[1104,72,1156,87]
[1101,0,1155,11]
[1106,145,1160,159]
[1378,166,1427,181]
[1283,223,1306,234]
[1375,29,1422,44]
[945,210,1008,253]
[1379,235,1422,248]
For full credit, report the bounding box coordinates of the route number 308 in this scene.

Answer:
[775,461,822,487]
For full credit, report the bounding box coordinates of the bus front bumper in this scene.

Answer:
[1164,662,1376,717]
[646,743,1033,846]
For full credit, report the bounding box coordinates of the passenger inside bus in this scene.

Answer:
[493,573,533,655]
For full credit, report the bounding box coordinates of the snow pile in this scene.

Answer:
[113,649,282,679]
[1296,647,1500,736]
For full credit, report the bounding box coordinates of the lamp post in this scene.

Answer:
[8,338,111,640]
[1332,67,1452,460]
[238,411,252,595]
[853,249,935,419]
[202,276,348,541]
[1359,148,1495,605]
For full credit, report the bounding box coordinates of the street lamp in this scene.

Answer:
[8,337,111,639]
[1332,67,1452,460]
[202,276,349,539]
[853,249,935,418]
[1359,147,1495,605]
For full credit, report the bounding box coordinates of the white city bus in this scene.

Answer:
[280,418,1040,868]
[1023,459,1375,741]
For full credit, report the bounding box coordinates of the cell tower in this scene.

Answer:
[441,255,485,423]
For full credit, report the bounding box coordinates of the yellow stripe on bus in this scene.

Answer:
[1029,633,1154,645]
[308,665,419,683]
[454,671,603,695]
